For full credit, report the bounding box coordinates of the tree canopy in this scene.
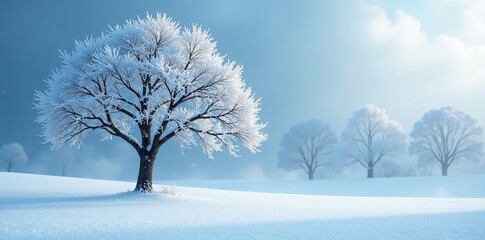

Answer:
[278,119,337,180]
[338,105,407,178]
[35,13,267,191]
[1,142,28,172]
[409,106,483,176]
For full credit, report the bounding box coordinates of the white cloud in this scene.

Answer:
[455,0,485,45]
[362,3,485,93]
[366,7,426,48]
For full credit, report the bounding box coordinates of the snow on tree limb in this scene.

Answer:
[409,106,483,175]
[35,13,267,159]
[336,104,407,178]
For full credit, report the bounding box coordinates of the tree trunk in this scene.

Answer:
[441,165,448,176]
[367,167,374,178]
[134,153,156,192]
[308,170,314,180]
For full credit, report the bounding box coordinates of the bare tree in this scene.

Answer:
[278,119,337,180]
[376,160,416,177]
[377,160,401,177]
[35,14,267,192]
[409,106,483,176]
[1,143,28,172]
[59,157,72,176]
[337,105,407,178]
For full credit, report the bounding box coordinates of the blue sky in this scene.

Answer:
[1,0,485,180]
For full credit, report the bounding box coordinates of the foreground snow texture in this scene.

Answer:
[1,173,485,240]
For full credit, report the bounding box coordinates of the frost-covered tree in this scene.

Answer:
[409,106,483,176]
[338,105,407,178]
[278,119,337,180]
[1,143,28,172]
[35,14,267,192]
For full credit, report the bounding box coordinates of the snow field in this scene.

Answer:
[1,172,485,239]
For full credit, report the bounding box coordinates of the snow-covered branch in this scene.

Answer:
[35,13,267,162]
[337,105,407,178]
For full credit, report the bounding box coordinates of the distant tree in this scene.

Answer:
[338,105,407,178]
[1,143,28,172]
[59,157,72,176]
[409,106,483,176]
[377,160,401,177]
[376,160,416,177]
[278,119,337,180]
[35,14,267,192]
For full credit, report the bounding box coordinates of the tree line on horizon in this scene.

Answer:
[278,104,484,180]
[4,104,482,180]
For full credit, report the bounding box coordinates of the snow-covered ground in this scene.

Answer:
[161,174,485,198]
[1,173,485,239]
